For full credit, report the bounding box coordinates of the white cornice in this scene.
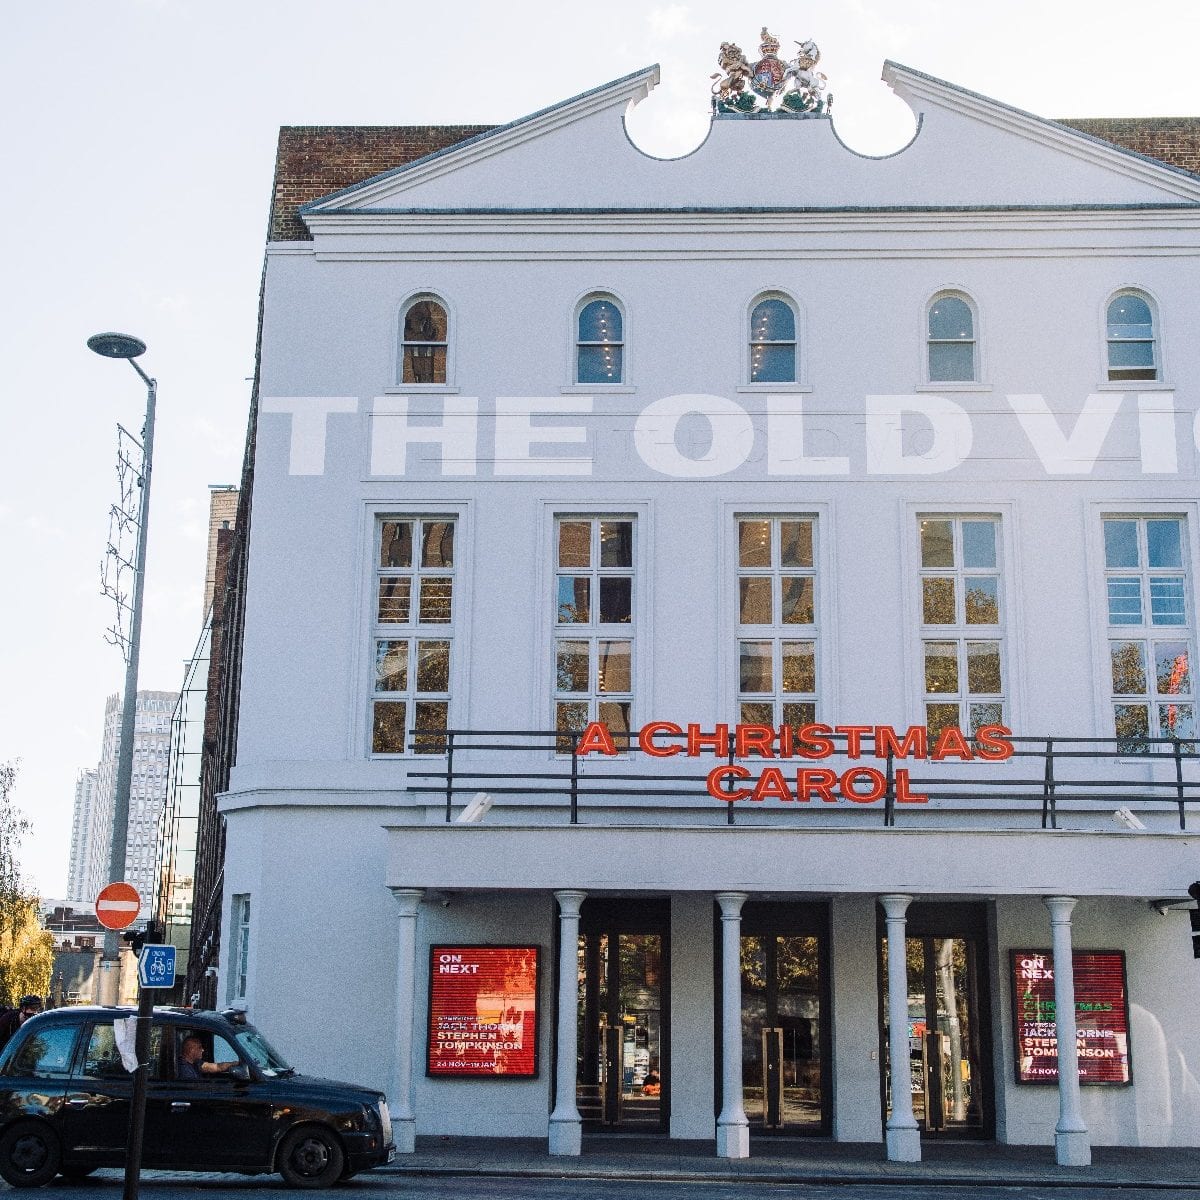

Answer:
[882,61,1200,203]
[302,65,660,220]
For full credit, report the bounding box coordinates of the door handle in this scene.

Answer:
[171,1101,190,1111]
[65,1098,89,1109]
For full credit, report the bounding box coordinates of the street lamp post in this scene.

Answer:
[87,332,157,1005]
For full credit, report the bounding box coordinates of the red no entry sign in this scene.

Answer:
[95,882,141,930]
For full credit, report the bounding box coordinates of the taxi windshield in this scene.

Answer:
[234,1026,292,1076]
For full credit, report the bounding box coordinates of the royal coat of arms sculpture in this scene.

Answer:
[712,28,830,115]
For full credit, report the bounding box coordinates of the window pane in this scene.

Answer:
[783,701,816,727]
[781,577,814,625]
[1111,642,1147,694]
[402,345,447,385]
[1103,520,1139,568]
[372,701,407,753]
[741,701,774,726]
[577,344,623,383]
[1108,364,1158,382]
[598,641,631,693]
[1160,703,1194,741]
[739,641,773,693]
[1114,703,1150,753]
[416,641,450,692]
[920,520,954,568]
[750,299,796,342]
[558,522,591,568]
[739,521,772,568]
[1150,577,1186,625]
[750,344,795,384]
[780,521,814,568]
[599,577,633,623]
[1147,520,1182,568]
[1155,643,1191,695]
[929,341,974,382]
[556,701,589,734]
[413,701,448,754]
[1107,293,1152,329]
[578,299,623,343]
[1108,339,1155,368]
[380,521,412,568]
[421,521,455,568]
[556,641,589,693]
[961,521,996,568]
[926,703,960,741]
[557,577,590,623]
[964,577,999,624]
[922,578,955,624]
[10,1027,77,1078]
[377,577,412,623]
[1107,578,1142,625]
[418,577,453,623]
[375,640,409,692]
[739,577,772,624]
[404,300,447,342]
[966,641,1002,694]
[782,641,815,693]
[924,642,959,694]
[598,701,631,739]
[600,521,633,567]
[928,296,973,341]
[968,702,1004,734]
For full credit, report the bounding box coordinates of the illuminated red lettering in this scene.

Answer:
[797,768,838,802]
[638,721,682,757]
[840,767,886,802]
[974,724,1014,761]
[751,767,790,802]
[931,726,974,761]
[706,764,751,801]
[835,725,873,757]
[874,725,928,760]
[687,724,730,757]
[777,725,794,758]
[735,725,775,758]
[895,769,928,803]
[795,724,834,759]
[576,722,617,756]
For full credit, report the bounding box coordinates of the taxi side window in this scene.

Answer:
[176,1030,240,1080]
[5,1026,77,1078]
[83,1023,163,1081]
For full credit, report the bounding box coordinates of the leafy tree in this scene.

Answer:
[0,763,51,1006]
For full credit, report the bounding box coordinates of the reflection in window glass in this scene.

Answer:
[559,522,591,568]
[749,298,797,384]
[577,298,624,384]
[1106,293,1157,382]
[401,299,449,385]
[928,295,976,383]
[920,520,954,568]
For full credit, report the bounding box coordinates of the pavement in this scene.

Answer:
[378,1135,1200,1190]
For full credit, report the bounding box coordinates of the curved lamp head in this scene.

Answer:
[87,332,147,360]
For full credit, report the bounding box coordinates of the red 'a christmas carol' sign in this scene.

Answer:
[427,946,540,1078]
[1010,950,1131,1085]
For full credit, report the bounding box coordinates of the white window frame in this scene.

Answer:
[551,514,637,748]
[368,513,459,757]
[1101,287,1161,387]
[919,288,985,390]
[391,291,457,392]
[1096,510,1196,749]
[739,290,809,392]
[912,511,1013,737]
[569,292,629,390]
[228,893,250,1005]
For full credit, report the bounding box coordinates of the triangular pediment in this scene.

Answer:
[298,60,1200,230]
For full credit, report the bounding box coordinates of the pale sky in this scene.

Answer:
[2,0,1199,899]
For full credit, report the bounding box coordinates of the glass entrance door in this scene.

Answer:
[880,911,992,1138]
[577,901,667,1130]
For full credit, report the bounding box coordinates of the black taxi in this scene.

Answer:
[0,1006,394,1188]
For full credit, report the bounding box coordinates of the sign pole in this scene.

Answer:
[122,979,154,1200]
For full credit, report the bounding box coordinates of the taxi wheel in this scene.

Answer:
[0,1120,62,1188]
[278,1125,345,1189]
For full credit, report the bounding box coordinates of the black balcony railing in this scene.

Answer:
[405,729,1200,830]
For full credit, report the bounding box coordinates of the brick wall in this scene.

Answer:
[1058,117,1200,176]
[270,125,495,241]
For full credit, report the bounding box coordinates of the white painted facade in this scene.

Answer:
[224,62,1200,1161]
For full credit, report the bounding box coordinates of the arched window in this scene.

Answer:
[927,294,976,382]
[1106,291,1158,381]
[749,296,797,383]
[576,296,624,384]
[400,296,448,385]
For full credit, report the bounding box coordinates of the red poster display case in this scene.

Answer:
[1010,950,1131,1084]
[427,945,540,1077]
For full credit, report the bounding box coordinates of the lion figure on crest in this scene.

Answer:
[711,41,753,104]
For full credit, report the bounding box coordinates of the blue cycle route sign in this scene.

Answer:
[138,944,176,989]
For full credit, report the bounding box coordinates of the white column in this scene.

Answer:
[715,891,750,1158]
[1044,896,1091,1167]
[389,887,424,1154]
[880,894,921,1163]
[549,889,587,1155]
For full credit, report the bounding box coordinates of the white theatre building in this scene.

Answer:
[223,44,1200,1166]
